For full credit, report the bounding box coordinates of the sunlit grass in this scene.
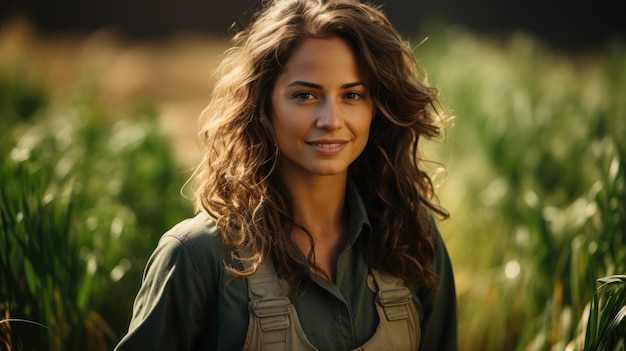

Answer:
[1,79,192,350]
[418,26,625,350]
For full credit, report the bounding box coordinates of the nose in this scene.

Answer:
[315,98,342,130]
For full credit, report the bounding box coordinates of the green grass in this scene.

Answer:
[584,274,626,350]
[1,77,192,350]
[417,26,625,350]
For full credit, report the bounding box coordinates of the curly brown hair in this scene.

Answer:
[194,0,449,290]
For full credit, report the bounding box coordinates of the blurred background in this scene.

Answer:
[1,0,625,350]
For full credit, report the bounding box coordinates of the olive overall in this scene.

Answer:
[242,255,421,351]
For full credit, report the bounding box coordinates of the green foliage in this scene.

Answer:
[0,71,46,125]
[0,77,192,350]
[417,27,625,349]
[584,275,626,351]
[1,138,84,351]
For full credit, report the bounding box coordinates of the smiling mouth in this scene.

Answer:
[306,141,348,156]
[312,143,343,148]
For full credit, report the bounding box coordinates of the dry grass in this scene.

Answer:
[0,16,230,167]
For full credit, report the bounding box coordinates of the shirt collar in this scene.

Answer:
[345,178,372,247]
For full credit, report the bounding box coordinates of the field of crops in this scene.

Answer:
[420,26,626,350]
[1,18,624,350]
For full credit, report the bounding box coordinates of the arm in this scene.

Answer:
[114,234,215,351]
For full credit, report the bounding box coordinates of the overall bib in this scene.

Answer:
[241,255,421,351]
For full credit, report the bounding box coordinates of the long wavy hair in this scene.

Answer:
[195,0,449,290]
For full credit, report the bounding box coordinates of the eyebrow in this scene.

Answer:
[286,81,366,89]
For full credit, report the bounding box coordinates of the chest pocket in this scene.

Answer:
[241,253,421,351]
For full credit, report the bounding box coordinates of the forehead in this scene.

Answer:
[279,37,363,82]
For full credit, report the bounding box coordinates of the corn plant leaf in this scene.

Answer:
[585,266,600,350]
[597,306,626,350]
[598,275,626,286]
[22,257,40,293]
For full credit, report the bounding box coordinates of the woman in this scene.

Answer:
[115,0,457,350]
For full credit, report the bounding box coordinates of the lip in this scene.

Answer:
[305,139,348,156]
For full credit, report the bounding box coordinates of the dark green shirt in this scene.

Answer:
[115,184,457,350]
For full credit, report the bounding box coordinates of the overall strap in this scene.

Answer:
[369,269,421,349]
[240,249,292,350]
[370,269,413,320]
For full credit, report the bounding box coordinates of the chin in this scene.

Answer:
[310,168,348,177]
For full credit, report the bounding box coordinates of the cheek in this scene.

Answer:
[359,126,372,149]
[271,111,302,150]
[358,112,374,137]
[357,116,374,150]
[272,104,311,137]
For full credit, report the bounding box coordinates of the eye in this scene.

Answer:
[344,92,364,100]
[293,92,315,100]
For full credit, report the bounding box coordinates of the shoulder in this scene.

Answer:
[152,212,233,277]
[161,212,223,249]
[116,213,234,350]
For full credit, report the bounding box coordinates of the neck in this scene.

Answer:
[283,173,348,236]
[282,172,349,281]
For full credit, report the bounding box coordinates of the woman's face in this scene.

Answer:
[270,37,374,180]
